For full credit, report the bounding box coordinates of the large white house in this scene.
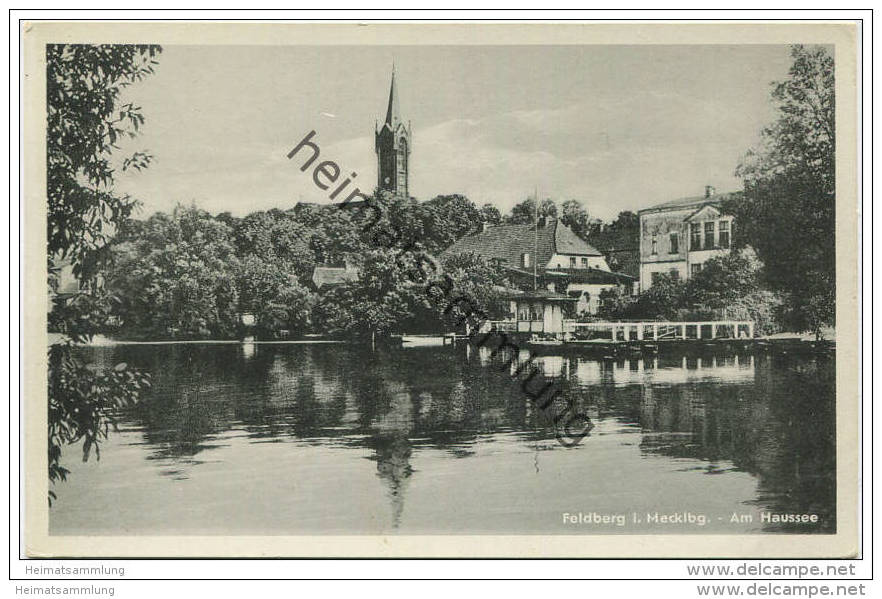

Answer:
[638,186,736,291]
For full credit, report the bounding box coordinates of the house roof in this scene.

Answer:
[638,192,738,214]
[684,203,723,222]
[442,219,603,268]
[311,266,359,289]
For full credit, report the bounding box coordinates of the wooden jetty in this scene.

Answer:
[483,319,754,343]
[564,320,755,342]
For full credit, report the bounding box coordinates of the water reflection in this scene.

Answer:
[66,343,835,534]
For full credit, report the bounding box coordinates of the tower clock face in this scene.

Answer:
[384,176,391,184]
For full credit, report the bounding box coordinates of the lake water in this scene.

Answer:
[50,342,836,536]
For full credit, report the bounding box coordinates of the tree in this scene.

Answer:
[609,211,638,233]
[586,211,640,275]
[108,205,240,338]
[560,199,591,239]
[479,203,502,226]
[597,286,636,320]
[729,44,835,337]
[587,210,638,248]
[233,210,315,284]
[439,252,510,327]
[236,254,313,337]
[301,205,364,268]
[683,251,785,334]
[628,273,686,320]
[507,197,558,224]
[312,248,438,338]
[419,194,481,252]
[683,251,762,309]
[47,44,161,503]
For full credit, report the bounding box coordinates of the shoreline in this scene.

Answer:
[55,334,348,347]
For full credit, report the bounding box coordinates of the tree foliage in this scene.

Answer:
[47,44,161,274]
[312,248,438,337]
[560,199,591,239]
[47,44,161,504]
[479,203,503,226]
[110,206,240,338]
[108,205,316,339]
[599,251,785,335]
[419,194,481,254]
[506,197,558,224]
[728,44,835,337]
[438,252,510,326]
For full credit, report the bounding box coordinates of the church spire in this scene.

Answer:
[384,64,400,127]
[375,63,411,198]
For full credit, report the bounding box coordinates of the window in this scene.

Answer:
[521,253,531,268]
[690,223,701,251]
[704,221,715,249]
[691,263,703,276]
[651,272,661,285]
[719,220,730,248]
[570,256,577,268]
[651,233,658,255]
[669,232,679,254]
[399,138,408,176]
[670,269,680,281]
[581,257,588,268]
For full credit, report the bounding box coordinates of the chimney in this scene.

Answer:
[537,215,548,228]
[705,185,716,198]
[481,222,491,233]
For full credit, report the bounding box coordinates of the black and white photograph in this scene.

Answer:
[21,21,860,560]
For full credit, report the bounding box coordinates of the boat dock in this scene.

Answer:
[483,319,754,342]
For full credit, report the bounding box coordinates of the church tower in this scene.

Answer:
[375,66,411,198]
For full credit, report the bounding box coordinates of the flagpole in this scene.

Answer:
[533,186,538,291]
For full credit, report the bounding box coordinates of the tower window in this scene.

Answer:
[651,234,658,255]
[399,138,408,172]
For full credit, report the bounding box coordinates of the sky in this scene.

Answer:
[114,44,794,222]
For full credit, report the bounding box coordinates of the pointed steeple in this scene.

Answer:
[384,64,400,127]
[375,62,411,198]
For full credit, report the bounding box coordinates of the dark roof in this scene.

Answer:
[600,248,640,279]
[311,266,359,289]
[639,192,738,214]
[442,219,602,267]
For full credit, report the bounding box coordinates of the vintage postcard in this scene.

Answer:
[22,21,860,558]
